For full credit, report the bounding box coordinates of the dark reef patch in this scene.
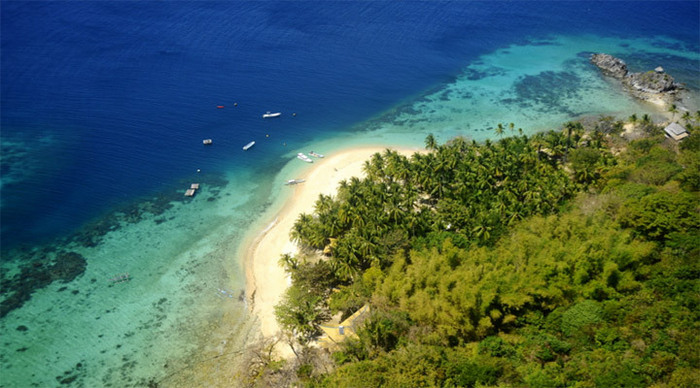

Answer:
[508,70,582,115]
[464,66,507,81]
[0,251,87,318]
[0,171,231,318]
[65,172,229,248]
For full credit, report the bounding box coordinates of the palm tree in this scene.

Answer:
[563,122,577,154]
[681,111,691,125]
[495,123,505,137]
[472,224,492,242]
[668,104,678,121]
[628,113,637,123]
[278,253,299,272]
[424,134,438,150]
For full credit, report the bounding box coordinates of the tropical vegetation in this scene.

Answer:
[247,114,699,387]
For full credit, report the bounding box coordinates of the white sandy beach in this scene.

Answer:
[245,146,421,343]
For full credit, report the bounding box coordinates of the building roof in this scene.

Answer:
[664,122,689,141]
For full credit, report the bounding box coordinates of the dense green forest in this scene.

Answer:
[251,115,699,387]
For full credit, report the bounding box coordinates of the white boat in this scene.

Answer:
[285,179,305,185]
[262,111,281,118]
[297,153,313,163]
[243,141,255,150]
[309,151,324,158]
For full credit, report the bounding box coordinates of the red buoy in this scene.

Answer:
[217,105,224,109]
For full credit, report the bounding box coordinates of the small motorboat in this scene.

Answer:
[243,141,256,151]
[262,111,282,118]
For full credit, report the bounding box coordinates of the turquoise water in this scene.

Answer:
[1,2,699,386]
[359,34,699,147]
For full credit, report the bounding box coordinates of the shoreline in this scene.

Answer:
[243,145,422,351]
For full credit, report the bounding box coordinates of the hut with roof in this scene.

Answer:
[317,304,370,349]
[663,122,689,141]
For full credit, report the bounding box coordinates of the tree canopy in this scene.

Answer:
[267,118,699,388]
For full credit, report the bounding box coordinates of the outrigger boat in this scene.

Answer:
[285,179,305,185]
[217,288,235,299]
[109,272,131,284]
[309,151,324,158]
[297,153,313,163]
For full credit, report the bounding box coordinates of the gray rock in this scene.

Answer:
[591,53,628,78]
[590,53,682,104]
[627,70,676,93]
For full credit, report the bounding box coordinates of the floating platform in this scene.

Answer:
[185,183,200,197]
[203,139,213,145]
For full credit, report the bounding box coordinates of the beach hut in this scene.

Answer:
[317,304,370,349]
[663,122,689,141]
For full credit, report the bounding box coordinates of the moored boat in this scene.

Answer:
[285,179,305,185]
[262,111,281,118]
[309,151,324,158]
[297,153,313,163]
[243,141,255,150]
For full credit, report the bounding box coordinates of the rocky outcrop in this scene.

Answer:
[590,53,683,106]
[627,70,677,93]
[591,53,629,78]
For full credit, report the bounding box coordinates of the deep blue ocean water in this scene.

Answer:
[3,1,698,251]
[1,2,699,386]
